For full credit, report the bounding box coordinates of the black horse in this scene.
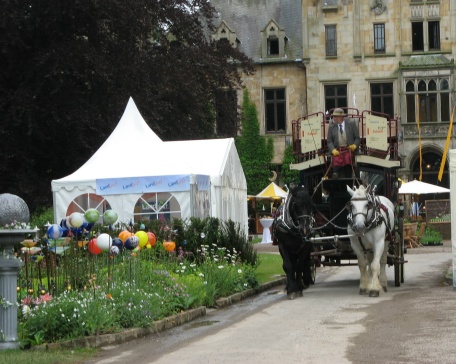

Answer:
[272,185,315,300]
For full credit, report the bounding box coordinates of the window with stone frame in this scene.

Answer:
[265,88,286,133]
[405,78,450,123]
[325,25,337,56]
[268,37,279,56]
[370,83,394,117]
[428,21,440,50]
[324,84,347,112]
[412,21,440,52]
[373,23,385,54]
[261,20,287,58]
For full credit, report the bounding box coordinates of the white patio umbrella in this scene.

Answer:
[398,180,450,195]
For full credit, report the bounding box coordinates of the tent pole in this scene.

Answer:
[190,175,196,217]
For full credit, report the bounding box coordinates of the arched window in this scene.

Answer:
[405,77,451,123]
[133,193,181,223]
[66,193,111,224]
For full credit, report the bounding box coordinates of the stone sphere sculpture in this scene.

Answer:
[0,193,30,227]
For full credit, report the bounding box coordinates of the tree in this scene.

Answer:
[236,89,274,195]
[0,1,254,212]
[281,145,301,187]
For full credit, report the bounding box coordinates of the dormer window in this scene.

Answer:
[261,20,286,58]
[268,37,279,56]
[212,20,240,48]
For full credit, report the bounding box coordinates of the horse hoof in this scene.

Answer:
[382,286,388,292]
[287,292,297,300]
[297,291,303,297]
[369,290,380,297]
[359,289,369,295]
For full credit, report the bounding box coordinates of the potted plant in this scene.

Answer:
[419,226,443,246]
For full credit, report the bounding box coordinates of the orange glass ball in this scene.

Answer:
[163,241,176,252]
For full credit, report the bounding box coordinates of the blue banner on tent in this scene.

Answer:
[96,175,210,195]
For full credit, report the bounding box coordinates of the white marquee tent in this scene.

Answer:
[51,98,248,233]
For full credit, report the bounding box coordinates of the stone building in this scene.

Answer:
[211,0,455,191]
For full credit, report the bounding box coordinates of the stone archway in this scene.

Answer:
[409,146,449,188]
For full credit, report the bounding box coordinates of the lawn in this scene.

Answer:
[255,253,284,284]
[0,348,97,364]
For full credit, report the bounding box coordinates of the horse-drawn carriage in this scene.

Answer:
[273,108,405,299]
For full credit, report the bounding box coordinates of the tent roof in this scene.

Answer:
[166,138,235,177]
[51,98,244,192]
[398,180,450,194]
[256,182,287,199]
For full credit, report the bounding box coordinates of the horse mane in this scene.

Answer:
[291,185,314,209]
[281,185,314,230]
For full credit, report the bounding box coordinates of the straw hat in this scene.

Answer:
[332,108,345,116]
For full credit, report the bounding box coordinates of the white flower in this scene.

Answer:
[22,305,31,316]
[238,269,242,274]
[198,273,204,277]
[218,265,224,269]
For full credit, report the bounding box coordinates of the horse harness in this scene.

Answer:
[347,192,393,254]
[273,193,315,240]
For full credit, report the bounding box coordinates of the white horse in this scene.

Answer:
[346,185,394,297]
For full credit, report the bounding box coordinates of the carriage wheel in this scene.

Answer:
[310,261,316,284]
[394,260,401,287]
[393,232,403,287]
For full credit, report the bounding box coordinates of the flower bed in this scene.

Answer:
[13,216,259,348]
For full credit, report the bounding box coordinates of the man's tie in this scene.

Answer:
[339,124,343,135]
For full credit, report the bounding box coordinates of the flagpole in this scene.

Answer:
[438,103,456,182]
[416,95,422,181]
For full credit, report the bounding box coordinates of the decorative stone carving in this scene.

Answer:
[370,0,386,15]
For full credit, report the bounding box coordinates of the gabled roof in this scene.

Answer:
[211,0,303,62]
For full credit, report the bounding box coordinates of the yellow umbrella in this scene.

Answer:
[256,182,287,199]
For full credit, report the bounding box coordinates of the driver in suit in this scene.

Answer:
[327,108,360,178]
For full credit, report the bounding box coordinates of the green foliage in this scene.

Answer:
[18,246,258,344]
[281,145,301,186]
[175,243,258,306]
[420,226,443,245]
[0,1,254,212]
[137,217,258,266]
[17,216,261,345]
[29,206,53,232]
[236,89,274,195]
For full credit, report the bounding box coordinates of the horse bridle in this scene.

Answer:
[279,194,315,236]
[347,194,386,232]
[291,201,315,236]
[347,195,380,231]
